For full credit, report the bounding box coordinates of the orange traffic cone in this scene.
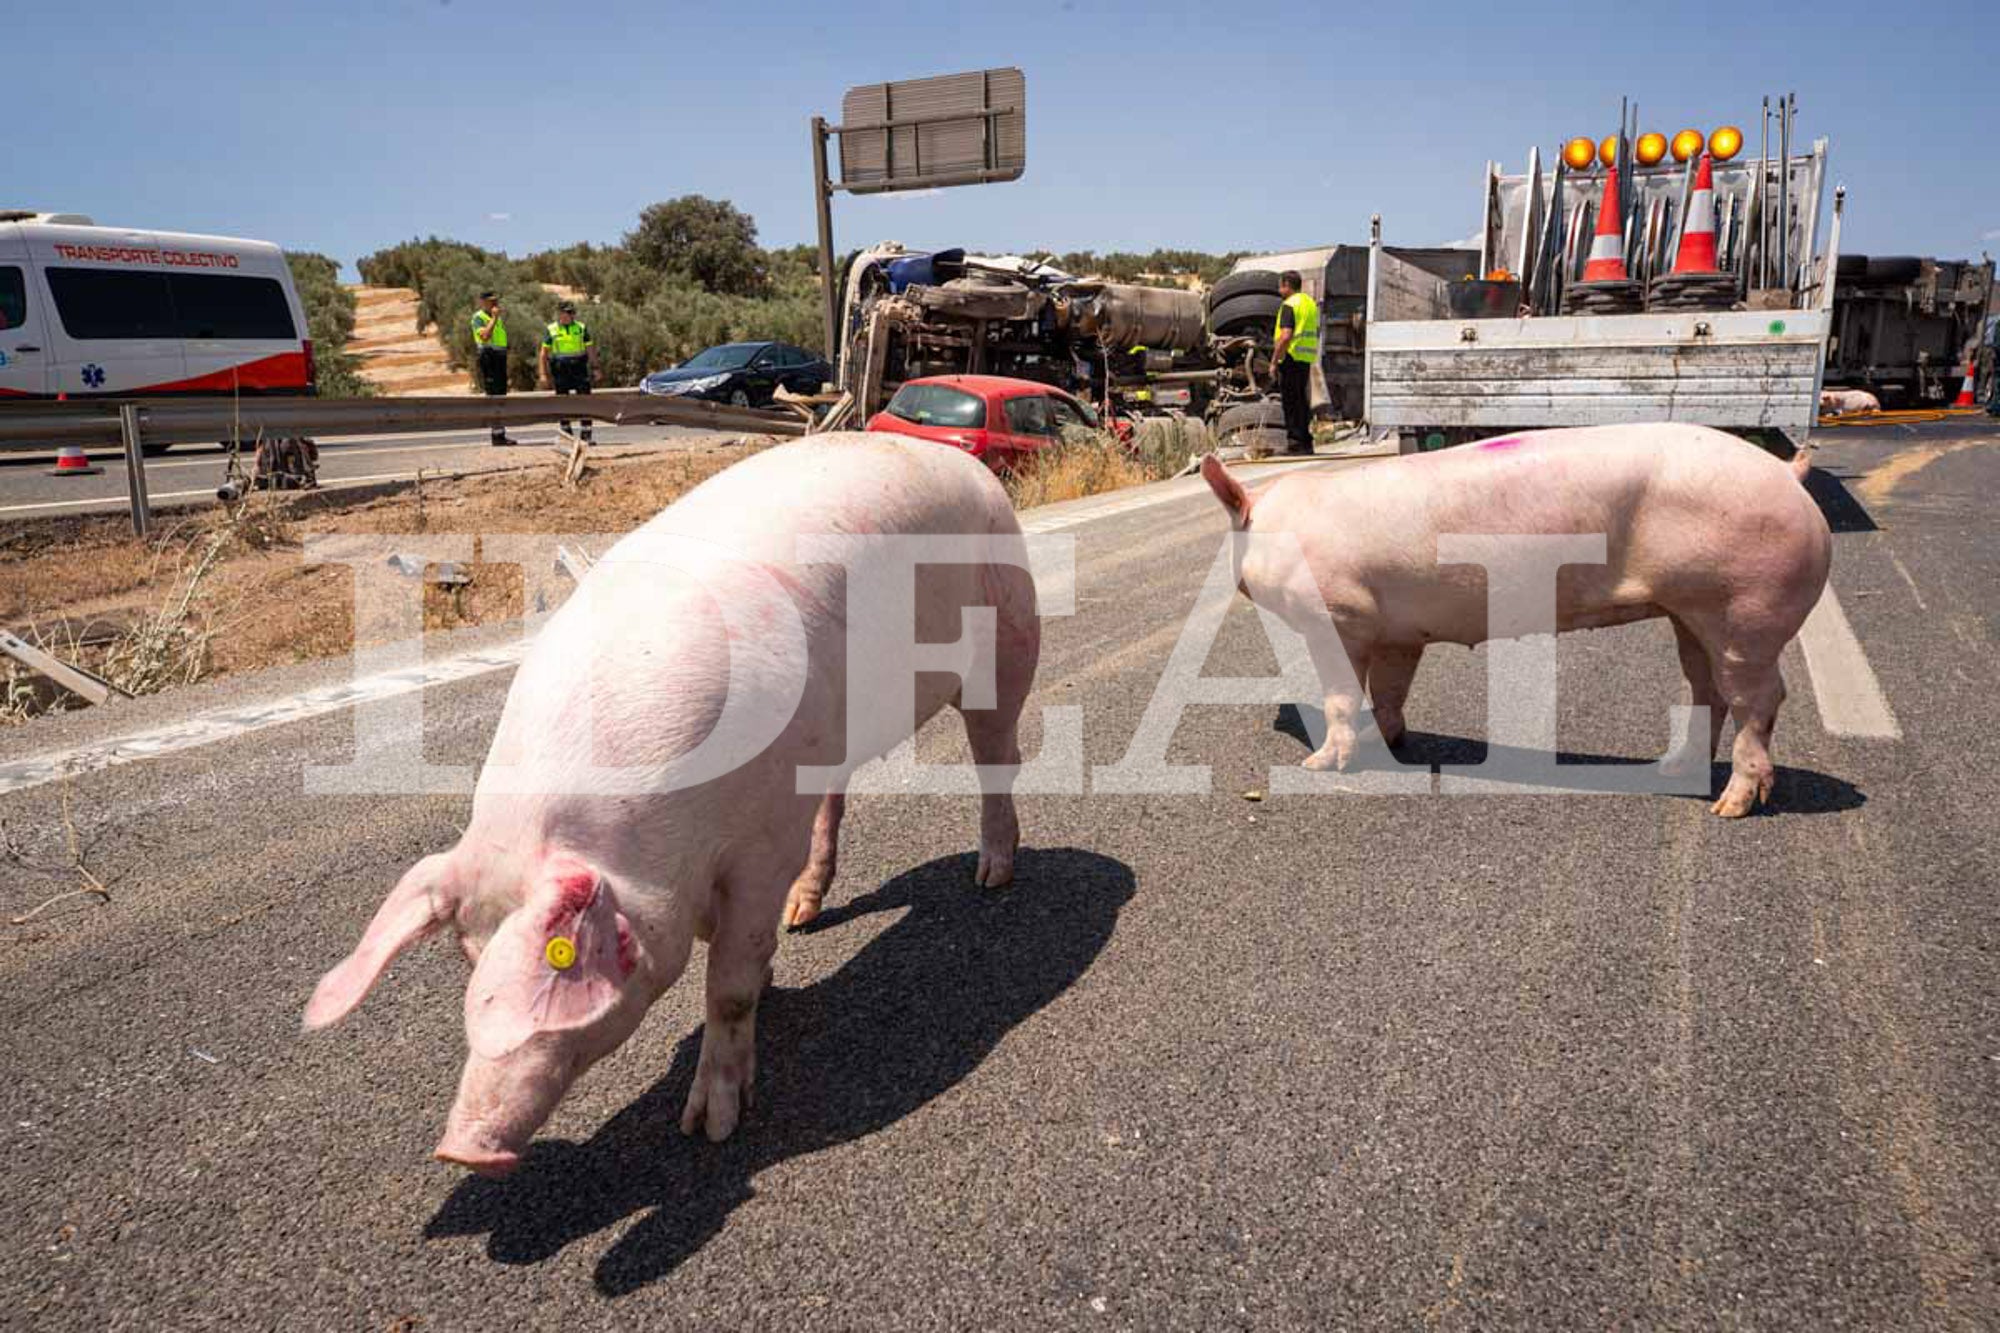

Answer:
[48,446,103,477]
[1671,154,1719,274]
[1581,168,1630,282]
[1953,349,1979,407]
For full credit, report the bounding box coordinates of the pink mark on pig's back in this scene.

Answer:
[1478,436,1525,451]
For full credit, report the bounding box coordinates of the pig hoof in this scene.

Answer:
[433,1144,522,1179]
[782,890,822,932]
[1710,783,1758,818]
[681,1073,748,1143]
[974,846,1015,888]
[1300,746,1349,772]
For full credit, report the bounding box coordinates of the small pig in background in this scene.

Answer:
[1202,423,1830,817]
[304,434,1039,1175]
[1819,388,1881,415]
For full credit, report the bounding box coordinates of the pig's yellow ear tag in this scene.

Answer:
[545,936,578,971]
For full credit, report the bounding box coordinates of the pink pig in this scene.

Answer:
[304,434,1039,1175]
[1202,424,1830,817]
[1819,388,1881,415]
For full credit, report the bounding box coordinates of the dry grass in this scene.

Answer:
[1004,418,1210,508]
[0,440,766,725]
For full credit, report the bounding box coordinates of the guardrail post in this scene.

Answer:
[118,403,152,538]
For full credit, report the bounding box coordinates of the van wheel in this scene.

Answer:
[142,441,174,457]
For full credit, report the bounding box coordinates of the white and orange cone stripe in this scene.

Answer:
[1954,348,1980,407]
[1671,153,1720,275]
[47,446,103,477]
[1581,168,1630,283]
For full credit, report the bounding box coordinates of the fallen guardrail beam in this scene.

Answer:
[0,388,807,452]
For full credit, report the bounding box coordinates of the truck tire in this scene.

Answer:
[1864,256,1922,283]
[1206,269,1283,310]
[1215,400,1287,436]
[1206,291,1283,336]
[1215,400,1288,455]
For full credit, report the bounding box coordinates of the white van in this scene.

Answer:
[0,212,314,402]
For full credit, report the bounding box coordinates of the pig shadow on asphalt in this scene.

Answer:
[425,846,1135,1294]
[1800,460,1879,533]
[1271,707,1865,813]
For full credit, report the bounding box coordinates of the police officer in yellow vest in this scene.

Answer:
[470,291,516,447]
[539,300,596,443]
[1271,270,1319,455]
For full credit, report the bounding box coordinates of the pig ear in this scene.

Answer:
[304,853,457,1030]
[464,871,642,1060]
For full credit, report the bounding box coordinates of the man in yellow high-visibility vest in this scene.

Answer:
[539,300,596,443]
[1271,270,1319,455]
[470,290,517,447]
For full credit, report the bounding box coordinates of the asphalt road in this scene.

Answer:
[0,424,733,521]
[1,422,1995,1330]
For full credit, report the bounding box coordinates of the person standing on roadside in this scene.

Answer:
[539,299,596,444]
[1270,270,1319,455]
[471,290,516,447]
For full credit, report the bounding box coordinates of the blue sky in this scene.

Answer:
[14,0,1996,276]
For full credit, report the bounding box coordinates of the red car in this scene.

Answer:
[866,374,1100,472]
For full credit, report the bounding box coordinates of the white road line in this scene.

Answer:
[0,467,524,517]
[1796,584,1902,739]
[0,642,530,796]
[1887,550,1929,612]
[0,471,1227,796]
[143,437,500,470]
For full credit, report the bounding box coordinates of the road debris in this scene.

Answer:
[3,778,113,924]
[0,629,127,708]
[384,554,470,586]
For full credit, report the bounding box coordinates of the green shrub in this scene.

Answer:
[625,196,769,297]
[285,251,374,397]
[357,237,503,290]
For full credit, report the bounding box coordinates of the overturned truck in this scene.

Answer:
[820,245,1267,433]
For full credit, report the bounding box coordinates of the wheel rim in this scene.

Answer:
[731,390,750,407]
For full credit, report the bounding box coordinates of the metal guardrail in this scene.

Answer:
[0,389,808,537]
[0,388,807,452]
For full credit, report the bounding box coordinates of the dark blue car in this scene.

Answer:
[640,341,830,408]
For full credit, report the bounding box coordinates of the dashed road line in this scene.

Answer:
[1796,585,1902,739]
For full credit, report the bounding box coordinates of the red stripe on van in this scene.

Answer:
[148,351,312,394]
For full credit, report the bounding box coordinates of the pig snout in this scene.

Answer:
[433,1044,578,1177]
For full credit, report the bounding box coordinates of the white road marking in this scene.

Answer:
[0,642,530,796]
[1796,585,1902,739]
[1887,550,1929,612]
[0,471,444,516]
[142,437,501,471]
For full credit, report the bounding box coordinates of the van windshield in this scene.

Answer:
[885,383,985,428]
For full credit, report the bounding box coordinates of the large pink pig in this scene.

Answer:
[304,434,1038,1174]
[1202,424,1829,816]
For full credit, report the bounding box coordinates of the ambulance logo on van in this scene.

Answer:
[81,364,106,389]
